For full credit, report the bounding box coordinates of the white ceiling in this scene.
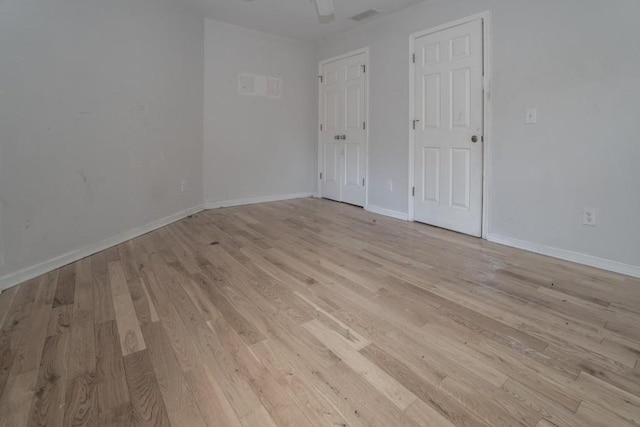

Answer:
[184,0,426,42]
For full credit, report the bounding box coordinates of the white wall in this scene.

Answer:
[2,0,638,287]
[317,0,640,269]
[203,20,317,206]
[0,0,204,285]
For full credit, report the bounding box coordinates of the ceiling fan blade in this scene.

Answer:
[315,0,334,17]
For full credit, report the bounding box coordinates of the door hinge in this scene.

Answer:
[320,124,323,131]
[412,187,415,197]
[320,172,323,180]
[362,64,366,73]
[362,178,365,186]
[412,53,415,64]
[363,122,366,130]
[412,119,420,130]
[318,75,323,83]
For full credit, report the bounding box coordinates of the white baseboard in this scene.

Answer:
[487,233,640,279]
[204,192,313,209]
[0,204,204,291]
[366,204,409,221]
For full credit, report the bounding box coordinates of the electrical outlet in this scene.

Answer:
[582,208,596,226]
[180,179,187,192]
[525,108,537,124]
[386,181,393,192]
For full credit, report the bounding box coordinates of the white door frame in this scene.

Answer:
[318,47,370,208]
[408,12,492,238]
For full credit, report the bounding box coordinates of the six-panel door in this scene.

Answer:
[320,53,367,207]
[413,19,483,236]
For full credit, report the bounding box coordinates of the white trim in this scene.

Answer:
[366,205,409,221]
[481,13,493,240]
[318,47,370,208]
[204,192,313,209]
[408,11,492,239]
[318,46,370,68]
[0,204,204,291]
[487,233,640,279]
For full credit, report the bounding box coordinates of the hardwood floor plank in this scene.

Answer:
[63,312,98,426]
[0,301,33,398]
[575,399,636,427]
[499,379,585,427]
[191,269,266,345]
[574,371,640,425]
[123,350,171,426]
[9,274,54,378]
[182,365,242,427]
[7,302,51,379]
[0,277,45,398]
[46,305,72,337]
[209,318,313,427]
[313,361,420,427]
[404,399,457,427]
[189,320,264,419]
[241,405,279,427]
[142,262,261,420]
[27,333,70,427]
[139,277,160,323]
[1,198,639,426]
[64,263,98,427]
[139,265,202,374]
[92,252,116,325]
[0,287,19,330]
[472,338,584,411]
[141,321,205,427]
[438,376,528,426]
[96,320,129,416]
[360,343,485,427]
[303,319,417,410]
[250,339,349,427]
[109,262,146,356]
[0,370,39,427]
[294,291,370,350]
[98,403,135,427]
[52,264,76,308]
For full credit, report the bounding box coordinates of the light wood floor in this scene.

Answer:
[1,198,639,426]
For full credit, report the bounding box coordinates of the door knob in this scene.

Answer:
[471,135,479,143]
[334,135,340,140]
[340,135,346,140]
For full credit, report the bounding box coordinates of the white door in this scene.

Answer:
[320,52,367,207]
[413,19,483,236]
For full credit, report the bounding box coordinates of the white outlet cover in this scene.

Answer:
[582,208,596,226]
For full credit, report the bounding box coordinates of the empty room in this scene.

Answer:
[1,0,639,425]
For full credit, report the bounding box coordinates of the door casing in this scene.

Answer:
[408,12,492,238]
[318,47,370,208]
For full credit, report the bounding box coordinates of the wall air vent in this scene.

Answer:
[350,9,379,22]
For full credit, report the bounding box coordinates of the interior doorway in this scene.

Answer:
[409,13,490,237]
[318,48,369,207]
